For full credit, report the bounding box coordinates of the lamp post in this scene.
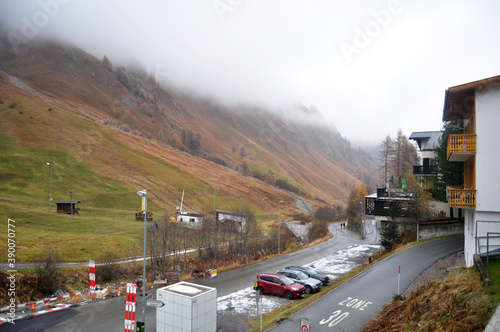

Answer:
[136,189,148,327]
[360,201,364,238]
[278,200,283,254]
[45,162,57,208]
[68,191,75,215]
[212,179,218,217]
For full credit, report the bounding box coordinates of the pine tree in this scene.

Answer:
[434,121,464,202]
[377,135,393,185]
[381,204,402,250]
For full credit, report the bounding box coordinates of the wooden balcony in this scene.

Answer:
[447,186,476,209]
[447,134,476,161]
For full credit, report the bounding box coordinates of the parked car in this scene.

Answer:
[277,268,323,293]
[285,265,330,285]
[253,273,305,300]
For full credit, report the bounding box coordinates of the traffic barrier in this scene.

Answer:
[0,292,81,312]
[31,305,70,316]
[124,283,137,332]
[89,260,96,300]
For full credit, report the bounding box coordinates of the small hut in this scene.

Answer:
[56,201,80,215]
[135,211,154,222]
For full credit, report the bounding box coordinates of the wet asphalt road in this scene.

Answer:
[267,236,464,332]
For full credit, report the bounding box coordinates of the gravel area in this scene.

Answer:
[282,221,311,243]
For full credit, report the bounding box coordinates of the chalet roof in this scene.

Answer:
[409,131,442,151]
[215,209,246,217]
[443,74,500,122]
[177,212,204,218]
[56,201,81,204]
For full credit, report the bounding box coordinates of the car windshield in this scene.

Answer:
[280,277,295,285]
[296,271,309,279]
[306,268,318,274]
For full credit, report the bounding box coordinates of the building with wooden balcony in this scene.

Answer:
[443,74,500,267]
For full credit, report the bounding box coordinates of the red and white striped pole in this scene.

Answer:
[397,265,401,295]
[124,283,137,332]
[89,260,95,300]
[260,291,263,332]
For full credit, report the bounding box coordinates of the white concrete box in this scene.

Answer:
[156,281,217,332]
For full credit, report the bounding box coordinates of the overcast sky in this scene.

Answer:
[1,0,500,146]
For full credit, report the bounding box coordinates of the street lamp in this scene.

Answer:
[278,200,283,255]
[45,162,58,208]
[212,179,218,216]
[136,189,148,327]
[360,201,364,237]
[68,191,75,215]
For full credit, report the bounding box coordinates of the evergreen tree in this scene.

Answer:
[381,204,402,250]
[434,121,464,202]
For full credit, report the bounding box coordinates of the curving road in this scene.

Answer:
[268,235,464,332]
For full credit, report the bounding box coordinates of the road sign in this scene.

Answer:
[301,318,310,332]
[146,299,164,308]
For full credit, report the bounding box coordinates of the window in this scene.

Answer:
[272,277,282,284]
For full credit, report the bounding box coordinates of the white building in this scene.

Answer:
[177,212,205,229]
[409,131,441,189]
[156,282,216,332]
[443,75,500,267]
[215,210,247,232]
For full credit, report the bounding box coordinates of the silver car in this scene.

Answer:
[277,269,323,294]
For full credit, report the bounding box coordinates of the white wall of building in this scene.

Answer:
[476,84,500,212]
[463,84,500,267]
[464,209,475,267]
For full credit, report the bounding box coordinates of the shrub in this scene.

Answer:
[97,252,123,283]
[102,55,113,71]
[34,250,62,296]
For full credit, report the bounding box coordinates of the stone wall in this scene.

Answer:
[418,224,464,240]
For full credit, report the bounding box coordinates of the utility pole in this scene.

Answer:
[278,200,283,254]
[46,162,57,208]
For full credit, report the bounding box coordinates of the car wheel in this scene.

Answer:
[305,285,312,294]
[284,291,293,300]
[256,286,264,294]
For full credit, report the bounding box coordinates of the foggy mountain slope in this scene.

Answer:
[0,37,376,206]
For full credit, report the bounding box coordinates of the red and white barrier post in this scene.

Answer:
[89,260,96,300]
[124,283,137,332]
[397,265,401,295]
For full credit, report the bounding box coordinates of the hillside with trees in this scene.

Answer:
[0,35,377,213]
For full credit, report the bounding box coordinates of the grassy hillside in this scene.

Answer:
[0,90,269,262]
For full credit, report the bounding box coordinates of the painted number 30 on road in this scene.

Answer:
[318,310,349,327]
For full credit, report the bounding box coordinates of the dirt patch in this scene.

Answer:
[403,251,465,298]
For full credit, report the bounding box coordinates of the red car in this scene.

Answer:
[253,273,306,300]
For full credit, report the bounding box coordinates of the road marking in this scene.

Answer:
[319,310,349,327]
[338,297,373,311]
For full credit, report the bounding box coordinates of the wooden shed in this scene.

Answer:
[56,201,80,215]
[135,211,154,222]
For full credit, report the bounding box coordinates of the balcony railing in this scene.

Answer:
[447,134,476,161]
[413,165,437,175]
[447,186,476,209]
